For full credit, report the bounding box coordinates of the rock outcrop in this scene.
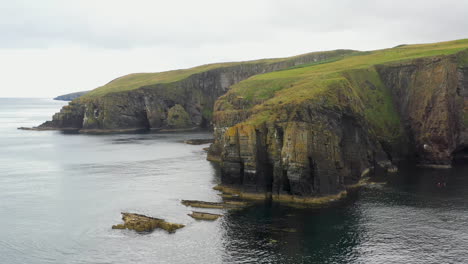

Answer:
[112,212,184,233]
[188,211,223,221]
[181,200,247,209]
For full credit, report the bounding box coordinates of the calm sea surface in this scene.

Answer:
[0,98,467,264]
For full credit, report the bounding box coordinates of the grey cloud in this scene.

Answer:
[2,0,465,50]
[0,0,274,49]
[0,0,468,49]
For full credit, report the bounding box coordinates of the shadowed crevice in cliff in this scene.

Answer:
[452,145,468,164]
[255,129,274,194]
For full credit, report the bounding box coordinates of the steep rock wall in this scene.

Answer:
[210,51,468,199]
[218,108,391,197]
[377,54,467,165]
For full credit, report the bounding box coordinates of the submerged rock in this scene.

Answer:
[188,211,223,221]
[112,212,184,233]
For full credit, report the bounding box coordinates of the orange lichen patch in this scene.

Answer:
[213,184,348,206]
[112,212,184,233]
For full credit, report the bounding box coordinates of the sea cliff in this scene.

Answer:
[35,39,468,201]
[38,50,352,132]
[208,40,468,199]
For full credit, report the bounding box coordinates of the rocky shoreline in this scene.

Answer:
[28,40,468,204]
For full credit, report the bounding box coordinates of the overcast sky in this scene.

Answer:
[1,0,467,97]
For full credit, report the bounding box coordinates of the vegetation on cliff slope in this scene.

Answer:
[81,50,353,99]
[216,39,468,144]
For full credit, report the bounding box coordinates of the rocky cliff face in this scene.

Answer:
[209,47,468,200]
[37,39,468,201]
[376,54,467,166]
[38,50,353,132]
[213,108,392,197]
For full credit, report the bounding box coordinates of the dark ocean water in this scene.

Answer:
[0,98,467,264]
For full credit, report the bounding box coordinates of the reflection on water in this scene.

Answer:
[1,98,468,264]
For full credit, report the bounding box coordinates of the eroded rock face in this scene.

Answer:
[376,56,464,166]
[167,104,191,128]
[39,101,85,130]
[210,51,468,199]
[214,108,391,197]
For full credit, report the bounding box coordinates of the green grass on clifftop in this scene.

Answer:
[81,50,352,99]
[232,39,468,105]
[222,38,468,142]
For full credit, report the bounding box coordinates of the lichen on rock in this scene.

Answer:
[181,199,247,209]
[188,211,223,221]
[112,212,184,233]
[167,104,192,128]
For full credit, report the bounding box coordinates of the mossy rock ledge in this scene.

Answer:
[181,200,248,209]
[112,212,184,233]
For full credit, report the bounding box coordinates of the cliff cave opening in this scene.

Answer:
[140,109,151,130]
[452,146,468,164]
[199,117,209,129]
[281,170,291,194]
[262,162,274,193]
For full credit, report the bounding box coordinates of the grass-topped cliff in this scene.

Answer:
[214,39,468,149]
[216,39,468,130]
[81,50,353,99]
[35,38,468,201]
[210,39,468,200]
[38,49,354,131]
